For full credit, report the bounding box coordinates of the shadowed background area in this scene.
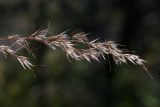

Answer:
[0,0,159,107]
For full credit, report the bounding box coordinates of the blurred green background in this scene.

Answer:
[0,0,159,107]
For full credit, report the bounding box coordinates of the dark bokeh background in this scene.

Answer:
[0,0,159,107]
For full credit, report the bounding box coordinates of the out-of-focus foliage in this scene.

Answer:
[0,0,159,107]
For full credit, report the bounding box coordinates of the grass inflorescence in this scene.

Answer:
[0,28,153,79]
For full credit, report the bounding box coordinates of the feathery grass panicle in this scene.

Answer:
[0,28,153,79]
